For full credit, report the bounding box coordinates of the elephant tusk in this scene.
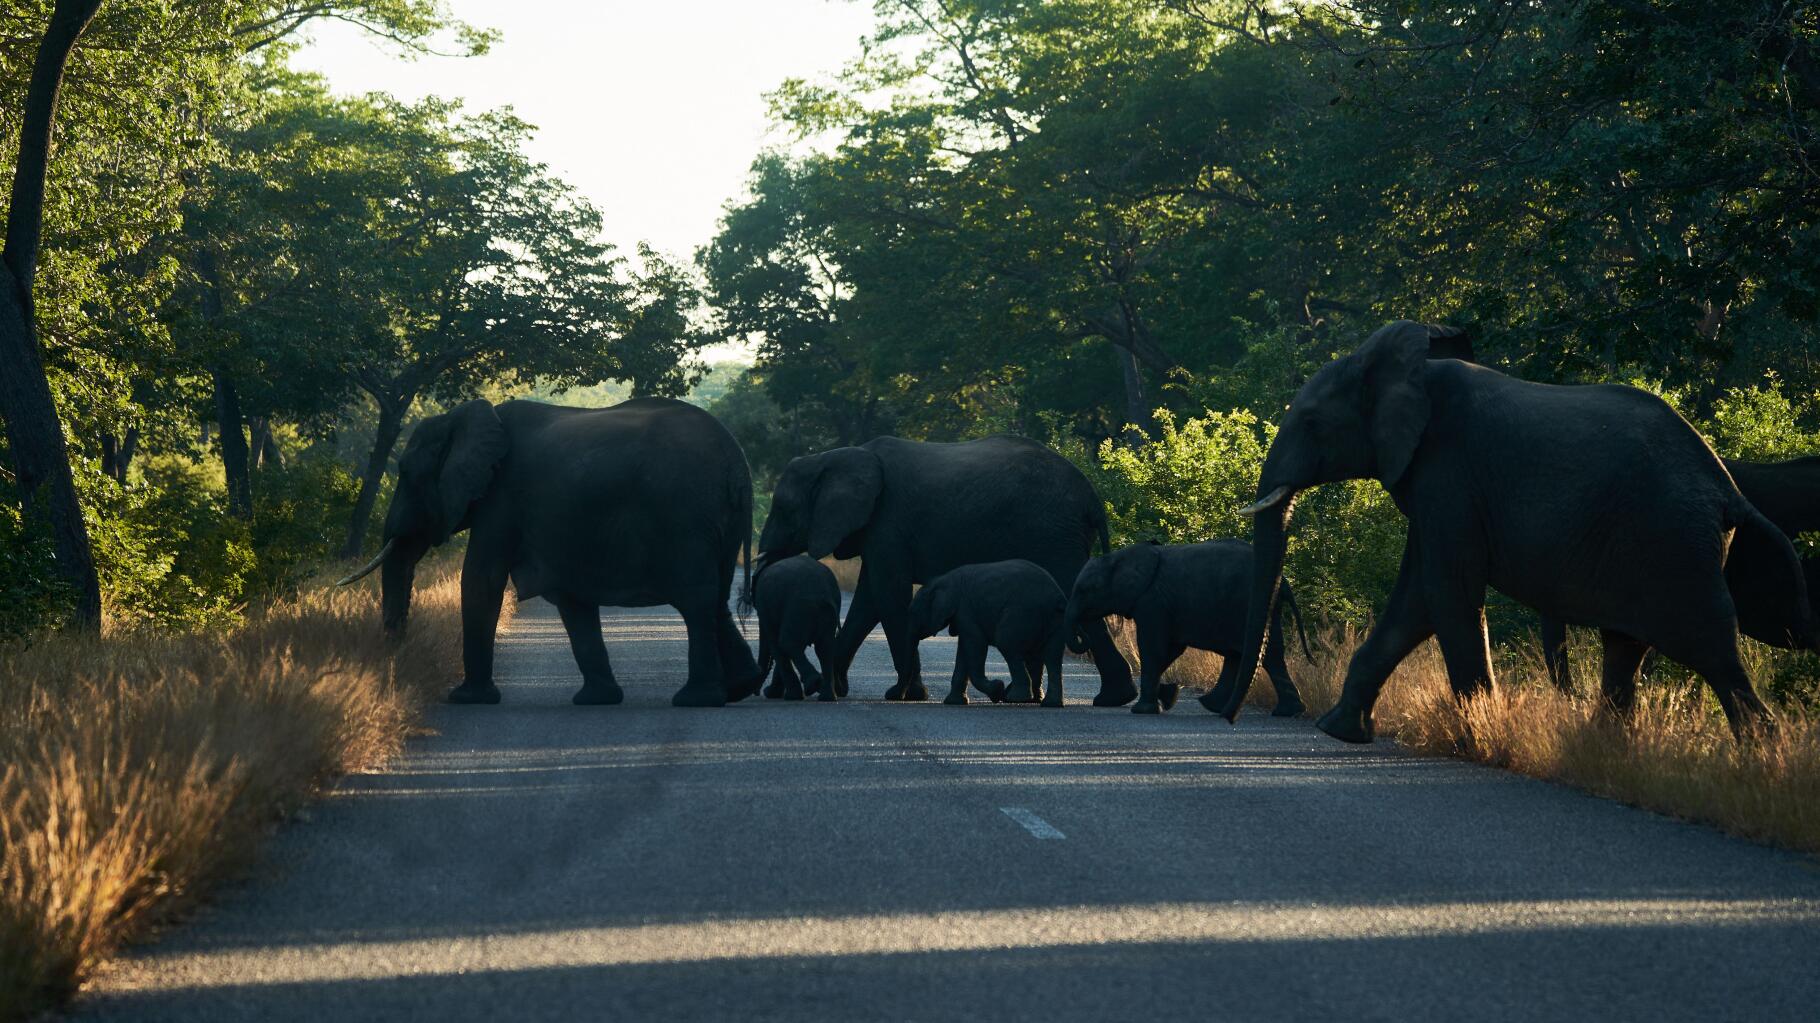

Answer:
[1239,486,1293,518]
[337,539,397,586]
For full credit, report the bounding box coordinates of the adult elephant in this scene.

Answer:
[755,435,1136,705]
[1219,320,1814,741]
[1542,455,1820,691]
[340,397,759,708]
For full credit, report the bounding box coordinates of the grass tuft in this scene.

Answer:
[0,563,492,1021]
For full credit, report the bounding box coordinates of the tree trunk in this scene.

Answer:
[0,0,108,631]
[342,395,408,558]
[1116,344,1150,444]
[249,417,281,470]
[213,367,252,518]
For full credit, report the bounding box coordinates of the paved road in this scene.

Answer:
[79,598,1820,1021]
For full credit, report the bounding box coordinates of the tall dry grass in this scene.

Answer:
[0,563,490,1021]
[1106,619,1820,854]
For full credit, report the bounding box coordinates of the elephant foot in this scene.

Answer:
[983,679,1008,703]
[943,691,969,706]
[447,682,501,705]
[1271,690,1307,718]
[1004,680,1035,704]
[571,681,624,706]
[835,674,850,697]
[884,681,930,702]
[672,683,728,708]
[782,682,805,701]
[1131,698,1162,715]
[725,677,761,704]
[1040,691,1064,708]
[817,684,838,703]
[1316,701,1375,743]
[1158,683,1179,711]
[763,679,784,699]
[1092,682,1138,708]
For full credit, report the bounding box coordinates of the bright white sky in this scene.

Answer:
[295,0,873,264]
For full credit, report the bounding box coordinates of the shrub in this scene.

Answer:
[1071,408,1409,627]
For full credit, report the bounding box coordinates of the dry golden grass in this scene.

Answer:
[1104,617,1820,852]
[0,562,495,1021]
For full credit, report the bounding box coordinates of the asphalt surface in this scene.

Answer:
[77,597,1820,1021]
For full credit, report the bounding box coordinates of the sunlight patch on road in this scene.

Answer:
[101,898,1820,993]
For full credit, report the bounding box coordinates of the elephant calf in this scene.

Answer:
[748,555,842,701]
[909,560,1069,707]
[1068,540,1312,716]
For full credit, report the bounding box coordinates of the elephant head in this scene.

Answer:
[757,446,883,565]
[339,399,510,636]
[1218,321,1447,720]
[1065,543,1161,638]
[909,577,959,640]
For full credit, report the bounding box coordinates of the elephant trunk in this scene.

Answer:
[1062,595,1092,655]
[1217,496,1293,722]
[380,534,431,639]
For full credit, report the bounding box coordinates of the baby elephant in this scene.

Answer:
[1067,539,1311,716]
[748,555,843,701]
[909,559,1069,707]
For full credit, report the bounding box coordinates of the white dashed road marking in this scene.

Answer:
[1000,807,1065,839]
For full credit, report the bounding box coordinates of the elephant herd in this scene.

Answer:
[341,320,1820,743]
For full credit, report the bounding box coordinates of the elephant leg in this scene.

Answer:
[1419,536,1495,701]
[1652,610,1772,738]
[1597,629,1650,715]
[557,599,623,706]
[1132,626,1179,715]
[788,648,821,700]
[671,604,728,707]
[448,548,508,705]
[813,621,840,702]
[1541,615,1576,694]
[1024,654,1046,704]
[943,644,973,705]
[1080,615,1137,707]
[1003,648,1037,704]
[1202,657,1241,715]
[878,589,928,701]
[1263,623,1306,718]
[775,654,804,701]
[1041,632,1066,708]
[718,608,760,702]
[962,637,1001,704]
[832,585,882,698]
[1318,541,1434,743]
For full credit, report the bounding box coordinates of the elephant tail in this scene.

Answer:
[1281,584,1315,661]
[1094,508,1112,557]
[1729,492,1818,648]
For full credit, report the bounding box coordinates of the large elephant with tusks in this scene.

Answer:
[341,397,759,707]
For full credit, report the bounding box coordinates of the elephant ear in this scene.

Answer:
[435,400,510,543]
[1107,542,1163,612]
[1357,321,1434,490]
[1425,323,1476,364]
[806,448,883,559]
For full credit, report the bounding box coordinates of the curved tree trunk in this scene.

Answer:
[0,0,108,631]
[342,395,408,558]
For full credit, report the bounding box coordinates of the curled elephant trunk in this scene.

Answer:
[379,534,430,640]
[1212,494,1293,721]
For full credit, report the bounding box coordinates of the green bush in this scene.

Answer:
[248,459,365,595]
[0,507,73,640]
[1069,408,1409,628]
